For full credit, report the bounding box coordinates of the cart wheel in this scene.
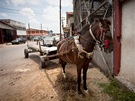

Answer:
[40,57,45,68]
[24,49,29,58]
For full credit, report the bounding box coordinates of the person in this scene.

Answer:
[73,28,77,36]
[53,38,57,46]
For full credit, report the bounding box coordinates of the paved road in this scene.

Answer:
[0,42,60,101]
[0,43,111,101]
[0,44,27,69]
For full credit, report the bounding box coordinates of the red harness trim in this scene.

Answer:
[104,40,110,49]
[96,28,106,41]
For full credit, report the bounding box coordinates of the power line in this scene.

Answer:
[0,6,43,15]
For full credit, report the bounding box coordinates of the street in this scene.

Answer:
[0,42,112,101]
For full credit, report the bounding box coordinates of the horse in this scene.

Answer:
[57,18,113,95]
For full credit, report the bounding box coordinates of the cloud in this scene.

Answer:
[0,13,8,18]
[1,0,72,33]
[45,0,72,7]
[7,0,40,6]
[19,7,40,29]
[43,6,59,22]
[19,8,35,19]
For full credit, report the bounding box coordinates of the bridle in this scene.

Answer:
[75,21,112,59]
[89,22,112,50]
[78,23,107,50]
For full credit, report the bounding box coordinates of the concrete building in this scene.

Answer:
[26,28,48,36]
[63,12,74,38]
[114,0,135,92]
[0,19,26,44]
[26,28,49,40]
[73,0,135,92]
[0,21,17,44]
[0,19,26,37]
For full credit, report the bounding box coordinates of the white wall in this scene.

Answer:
[17,30,26,36]
[120,0,135,85]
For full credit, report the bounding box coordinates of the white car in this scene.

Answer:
[42,35,60,47]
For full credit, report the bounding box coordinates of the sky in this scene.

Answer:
[0,0,73,33]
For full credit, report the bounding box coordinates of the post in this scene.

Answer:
[41,24,43,36]
[27,23,30,45]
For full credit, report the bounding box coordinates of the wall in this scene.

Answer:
[119,0,135,85]
[17,30,26,36]
[92,45,113,75]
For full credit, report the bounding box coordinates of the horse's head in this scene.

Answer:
[91,18,113,53]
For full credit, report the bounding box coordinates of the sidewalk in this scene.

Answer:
[0,43,12,48]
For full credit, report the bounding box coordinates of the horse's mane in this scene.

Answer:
[77,24,90,35]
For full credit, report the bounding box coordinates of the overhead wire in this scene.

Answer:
[0,6,44,15]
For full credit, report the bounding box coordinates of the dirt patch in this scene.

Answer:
[0,58,112,101]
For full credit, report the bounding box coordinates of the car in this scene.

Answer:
[42,35,60,47]
[11,38,26,44]
[33,36,42,41]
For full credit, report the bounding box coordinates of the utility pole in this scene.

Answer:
[59,0,62,40]
[27,23,30,45]
[40,24,43,36]
[61,17,65,28]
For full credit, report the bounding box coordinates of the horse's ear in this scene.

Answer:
[94,18,99,22]
[104,19,111,25]
[99,18,111,25]
[99,18,104,24]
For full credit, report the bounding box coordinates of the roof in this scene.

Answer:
[26,28,48,32]
[66,12,73,15]
[0,21,16,29]
[0,19,26,30]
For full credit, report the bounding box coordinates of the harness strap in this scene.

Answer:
[89,25,97,41]
[80,49,94,59]
[66,53,74,64]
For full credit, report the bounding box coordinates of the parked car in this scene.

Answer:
[33,36,42,41]
[42,35,60,47]
[11,38,26,44]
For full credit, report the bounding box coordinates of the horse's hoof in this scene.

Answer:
[78,92,83,98]
[62,73,66,78]
[84,90,89,95]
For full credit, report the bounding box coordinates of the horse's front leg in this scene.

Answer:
[77,66,82,95]
[60,58,67,78]
[83,64,89,94]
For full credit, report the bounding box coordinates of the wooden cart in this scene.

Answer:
[24,41,59,68]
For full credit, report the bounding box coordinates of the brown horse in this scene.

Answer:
[57,18,113,95]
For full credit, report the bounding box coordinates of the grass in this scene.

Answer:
[99,79,135,101]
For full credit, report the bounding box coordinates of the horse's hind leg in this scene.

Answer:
[59,58,67,78]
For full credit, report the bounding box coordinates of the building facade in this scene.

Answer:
[73,0,135,92]
[26,28,49,40]
[0,19,26,44]
[63,12,73,38]
[114,0,135,92]
[0,21,17,44]
[0,19,26,37]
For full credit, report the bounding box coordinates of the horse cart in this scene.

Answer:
[24,41,59,68]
